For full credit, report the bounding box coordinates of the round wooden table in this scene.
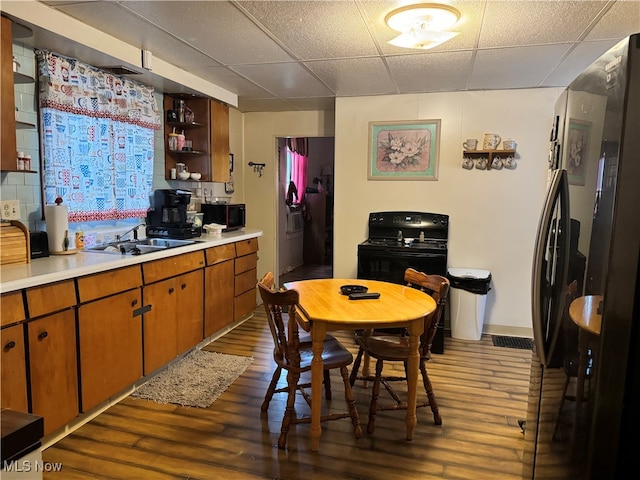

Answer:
[568,294,603,446]
[284,278,436,451]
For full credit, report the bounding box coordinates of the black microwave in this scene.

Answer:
[201,203,246,231]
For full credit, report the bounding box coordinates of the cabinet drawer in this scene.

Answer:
[143,251,205,284]
[235,268,257,296]
[235,252,257,275]
[235,238,258,257]
[205,243,236,266]
[26,280,76,318]
[234,289,256,321]
[77,265,143,303]
[1,323,28,412]
[1,291,25,327]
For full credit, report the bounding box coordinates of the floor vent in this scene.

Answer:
[492,336,533,350]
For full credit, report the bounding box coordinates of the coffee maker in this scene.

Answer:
[146,189,201,239]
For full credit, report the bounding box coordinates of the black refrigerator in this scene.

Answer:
[523,34,640,479]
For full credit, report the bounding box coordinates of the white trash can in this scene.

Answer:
[447,268,492,340]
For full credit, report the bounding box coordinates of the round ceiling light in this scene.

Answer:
[385,3,461,33]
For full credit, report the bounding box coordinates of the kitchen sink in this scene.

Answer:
[86,238,196,255]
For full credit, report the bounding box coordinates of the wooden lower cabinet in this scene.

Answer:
[234,238,259,321]
[204,259,235,336]
[1,323,28,412]
[27,309,78,435]
[143,269,204,375]
[77,288,143,412]
[176,269,204,354]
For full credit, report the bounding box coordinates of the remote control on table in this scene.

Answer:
[348,292,381,300]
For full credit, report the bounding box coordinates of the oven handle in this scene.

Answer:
[364,250,446,259]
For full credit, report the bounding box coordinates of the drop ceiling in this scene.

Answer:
[6,1,640,112]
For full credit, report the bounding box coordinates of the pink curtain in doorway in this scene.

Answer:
[287,138,308,204]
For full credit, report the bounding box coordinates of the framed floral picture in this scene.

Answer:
[566,118,591,186]
[368,119,441,180]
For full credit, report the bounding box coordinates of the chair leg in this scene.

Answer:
[349,346,364,386]
[420,359,441,425]
[362,352,371,388]
[367,358,384,435]
[261,365,282,412]
[323,369,332,400]
[278,369,299,449]
[552,373,571,441]
[339,366,362,439]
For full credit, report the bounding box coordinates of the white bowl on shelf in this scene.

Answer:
[178,171,191,180]
[190,172,202,181]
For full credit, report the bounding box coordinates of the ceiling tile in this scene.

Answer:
[238,0,380,59]
[584,0,640,40]
[478,1,610,47]
[469,44,573,90]
[541,38,623,87]
[304,57,397,96]
[184,65,275,98]
[230,62,334,97]
[120,0,296,65]
[386,51,475,92]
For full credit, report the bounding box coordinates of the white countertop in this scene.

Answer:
[0,229,262,293]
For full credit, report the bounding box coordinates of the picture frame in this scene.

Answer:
[368,119,441,180]
[566,118,591,186]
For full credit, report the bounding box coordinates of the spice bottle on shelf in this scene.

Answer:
[16,151,25,170]
[177,131,185,151]
[24,154,31,171]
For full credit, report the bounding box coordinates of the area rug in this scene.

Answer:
[492,335,533,350]
[132,350,253,408]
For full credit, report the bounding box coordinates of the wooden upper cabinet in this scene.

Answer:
[163,95,229,183]
[1,15,17,170]
[210,100,229,183]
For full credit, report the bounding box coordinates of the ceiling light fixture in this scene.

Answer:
[385,3,461,50]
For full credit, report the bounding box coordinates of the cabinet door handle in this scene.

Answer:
[181,283,187,290]
[38,331,49,340]
[131,299,138,307]
[5,341,16,350]
[168,287,175,294]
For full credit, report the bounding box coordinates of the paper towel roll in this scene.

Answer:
[45,204,71,254]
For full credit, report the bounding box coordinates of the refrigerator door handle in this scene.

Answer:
[531,169,570,366]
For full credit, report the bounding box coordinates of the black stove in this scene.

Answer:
[357,211,449,353]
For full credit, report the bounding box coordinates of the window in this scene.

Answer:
[37,51,161,222]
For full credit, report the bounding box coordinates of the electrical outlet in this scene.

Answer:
[1,200,21,221]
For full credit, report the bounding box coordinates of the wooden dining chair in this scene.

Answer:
[257,272,362,449]
[552,279,593,442]
[349,268,449,434]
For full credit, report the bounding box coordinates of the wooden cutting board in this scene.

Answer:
[0,220,30,266]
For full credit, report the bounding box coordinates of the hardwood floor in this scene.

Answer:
[42,308,532,480]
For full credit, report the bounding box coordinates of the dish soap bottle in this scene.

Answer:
[419,231,425,242]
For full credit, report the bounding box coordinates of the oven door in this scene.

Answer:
[357,246,447,284]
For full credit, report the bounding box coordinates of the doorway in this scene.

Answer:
[276,137,334,286]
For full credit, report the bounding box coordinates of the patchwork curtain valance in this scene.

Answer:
[37,50,161,222]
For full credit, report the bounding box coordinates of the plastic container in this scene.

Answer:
[447,268,492,340]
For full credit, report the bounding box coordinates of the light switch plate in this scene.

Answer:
[1,200,21,220]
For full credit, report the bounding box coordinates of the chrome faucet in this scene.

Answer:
[116,224,146,242]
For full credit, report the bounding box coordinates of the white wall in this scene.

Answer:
[243,111,336,288]
[245,88,564,336]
